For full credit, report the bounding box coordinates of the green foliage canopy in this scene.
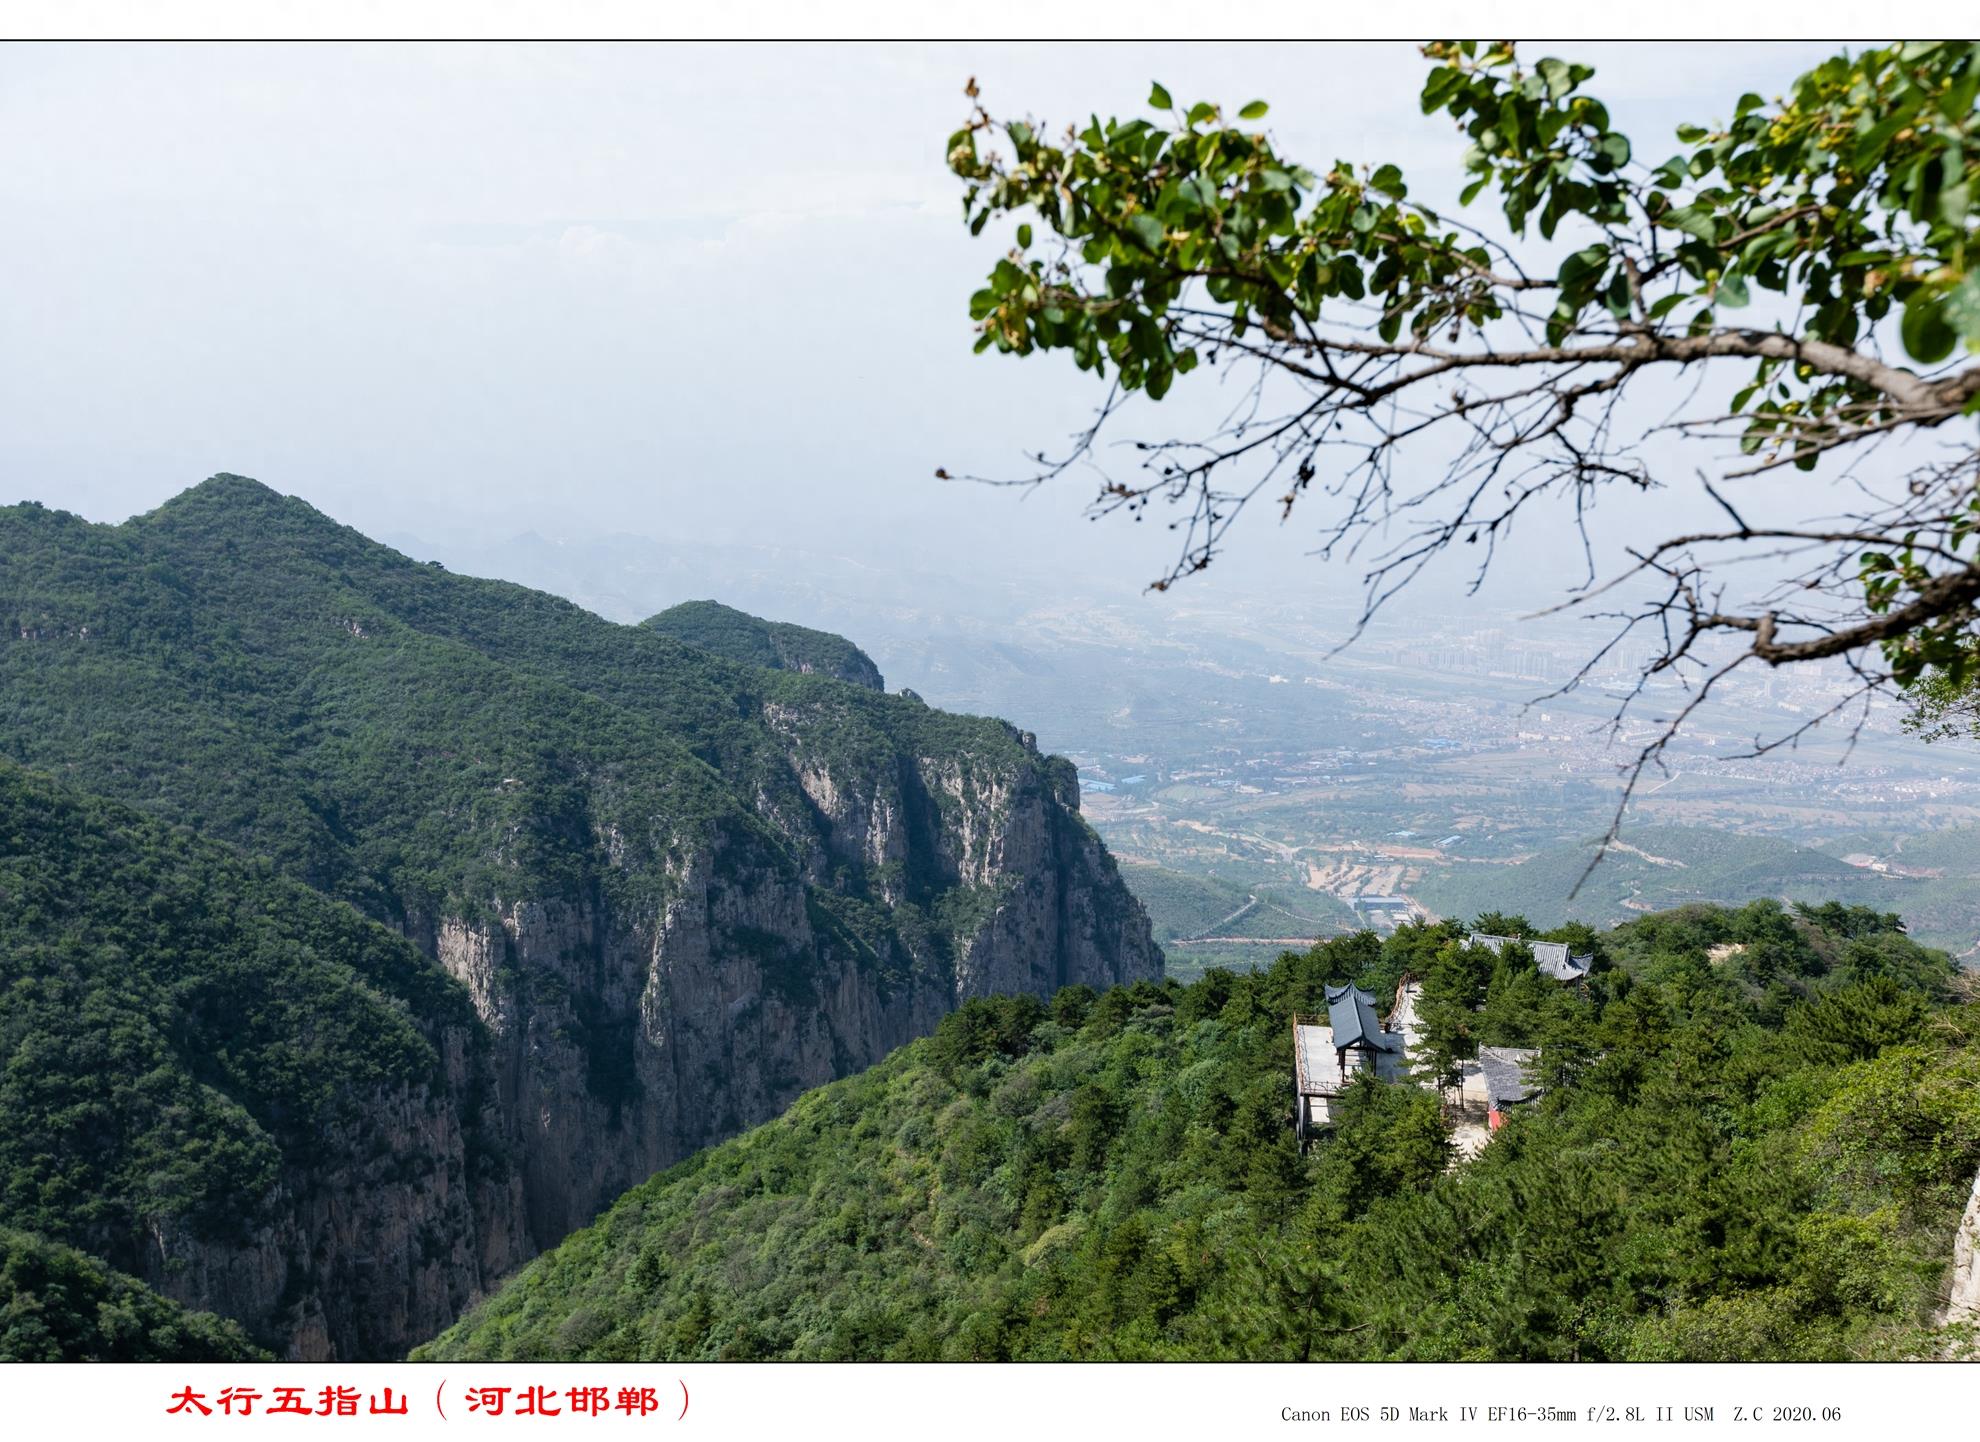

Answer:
[420,903,1974,1362]
[946,43,1980,748]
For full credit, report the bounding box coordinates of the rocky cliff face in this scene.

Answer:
[0,477,1161,1361]
[418,714,1159,1253]
[1945,1165,1980,1333]
[69,714,1152,1363]
[138,1033,528,1362]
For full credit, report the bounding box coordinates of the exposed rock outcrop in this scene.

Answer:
[422,719,1158,1255]
[1945,1164,1980,1329]
[140,1033,527,1362]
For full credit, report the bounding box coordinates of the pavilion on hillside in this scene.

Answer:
[1291,982,1409,1146]
[1294,976,1544,1146]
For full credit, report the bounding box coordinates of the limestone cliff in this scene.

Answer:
[0,476,1161,1361]
[1944,1164,1980,1333]
[416,710,1159,1251]
[137,1035,528,1362]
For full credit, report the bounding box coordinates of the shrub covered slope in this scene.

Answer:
[0,1228,266,1362]
[0,759,509,1356]
[421,902,1979,1361]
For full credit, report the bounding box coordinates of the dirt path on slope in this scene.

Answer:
[1607,839,1688,868]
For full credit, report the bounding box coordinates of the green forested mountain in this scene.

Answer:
[644,599,885,690]
[1808,829,1980,964]
[0,1228,265,1362]
[11,475,1974,1365]
[0,760,516,1358]
[1,477,1025,917]
[1120,866,1357,948]
[1120,864,1359,982]
[1117,865,1257,943]
[0,475,1158,1357]
[420,902,1979,1362]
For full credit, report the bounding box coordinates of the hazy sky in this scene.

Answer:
[3,40,1854,609]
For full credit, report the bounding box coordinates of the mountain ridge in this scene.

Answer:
[0,474,1161,1357]
[644,599,885,691]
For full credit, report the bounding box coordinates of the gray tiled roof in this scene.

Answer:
[1534,945,1594,981]
[1478,1046,1540,1105]
[1467,933,1592,981]
[1325,982,1403,1053]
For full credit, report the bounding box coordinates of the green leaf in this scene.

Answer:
[1369,163,1408,199]
[1851,114,1908,172]
[1127,212,1166,253]
[1419,67,1461,115]
[1652,155,1689,187]
[1660,204,1720,244]
[1178,175,1220,212]
[1603,271,1632,319]
[1675,123,1709,144]
[1940,274,1980,347]
[1900,296,1957,365]
[1149,82,1172,110]
[1016,223,1032,249]
[1186,101,1217,128]
[1238,100,1269,121]
[1716,270,1750,309]
[1939,181,1971,229]
[1556,243,1609,292]
[1941,66,1980,123]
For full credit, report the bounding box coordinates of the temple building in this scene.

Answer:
[1294,977,1542,1146]
[1466,932,1594,983]
[1292,982,1409,1144]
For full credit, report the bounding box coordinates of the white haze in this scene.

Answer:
[3,40,1855,623]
